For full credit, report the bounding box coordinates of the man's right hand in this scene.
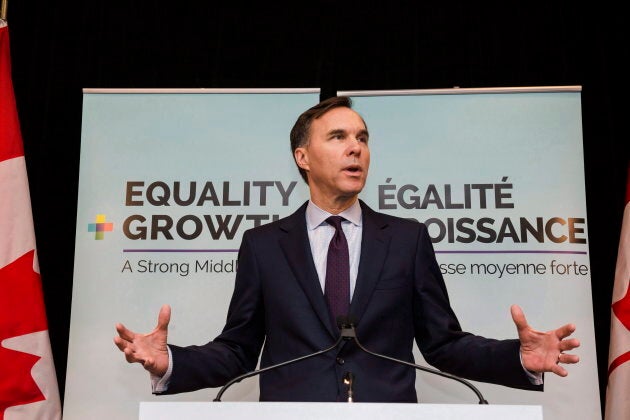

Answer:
[114,304,171,377]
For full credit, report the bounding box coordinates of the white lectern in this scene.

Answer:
[139,402,543,420]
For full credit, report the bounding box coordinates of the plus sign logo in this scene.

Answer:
[88,214,114,240]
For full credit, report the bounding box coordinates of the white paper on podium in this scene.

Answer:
[139,401,543,420]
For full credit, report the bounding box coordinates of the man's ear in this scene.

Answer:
[294,147,309,171]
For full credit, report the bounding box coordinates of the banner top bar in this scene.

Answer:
[83,88,320,94]
[338,86,582,96]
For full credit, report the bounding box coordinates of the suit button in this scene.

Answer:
[336,357,345,365]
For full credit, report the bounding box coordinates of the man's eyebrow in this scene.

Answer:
[327,129,347,137]
[326,128,370,137]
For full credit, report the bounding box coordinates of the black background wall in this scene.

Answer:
[5,1,628,416]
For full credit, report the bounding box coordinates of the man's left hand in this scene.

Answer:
[511,304,580,376]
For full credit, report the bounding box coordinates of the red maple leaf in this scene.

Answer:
[612,281,630,332]
[0,250,48,417]
[608,281,630,376]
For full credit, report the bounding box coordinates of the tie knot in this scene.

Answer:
[326,216,345,231]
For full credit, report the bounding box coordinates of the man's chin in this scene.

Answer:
[341,183,366,197]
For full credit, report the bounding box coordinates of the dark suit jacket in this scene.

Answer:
[165,200,542,401]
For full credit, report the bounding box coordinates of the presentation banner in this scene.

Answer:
[65,87,599,420]
[339,87,599,420]
[64,89,319,419]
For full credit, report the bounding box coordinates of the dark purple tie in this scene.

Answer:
[324,216,350,324]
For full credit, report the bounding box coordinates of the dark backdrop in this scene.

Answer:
[6,1,628,415]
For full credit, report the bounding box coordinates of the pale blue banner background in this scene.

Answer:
[344,88,598,420]
[65,90,318,419]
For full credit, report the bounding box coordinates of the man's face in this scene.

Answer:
[294,107,370,204]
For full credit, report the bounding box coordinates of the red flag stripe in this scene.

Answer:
[0,25,24,162]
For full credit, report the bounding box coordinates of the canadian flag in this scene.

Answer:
[605,162,630,420]
[0,21,62,419]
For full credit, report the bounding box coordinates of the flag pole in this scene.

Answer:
[1,0,7,21]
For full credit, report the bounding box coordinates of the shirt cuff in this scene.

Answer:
[520,350,544,385]
[151,346,173,393]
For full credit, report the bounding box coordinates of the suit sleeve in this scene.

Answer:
[161,230,266,394]
[412,224,543,391]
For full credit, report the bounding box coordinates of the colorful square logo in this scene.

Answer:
[87,214,114,240]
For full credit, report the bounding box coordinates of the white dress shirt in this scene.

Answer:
[305,199,362,299]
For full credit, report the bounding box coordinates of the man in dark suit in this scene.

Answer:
[114,96,580,402]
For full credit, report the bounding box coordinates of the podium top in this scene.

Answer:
[139,401,543,420]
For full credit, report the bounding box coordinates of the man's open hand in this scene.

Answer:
[113,304,171,377]
[511,304,580,376]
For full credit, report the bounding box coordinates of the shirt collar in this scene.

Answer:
[306,199,362,231]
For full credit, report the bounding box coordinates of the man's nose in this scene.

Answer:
[348,137,362,155]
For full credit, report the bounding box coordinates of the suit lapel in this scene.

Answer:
[279,202,337,338]
[349,201,391,323]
